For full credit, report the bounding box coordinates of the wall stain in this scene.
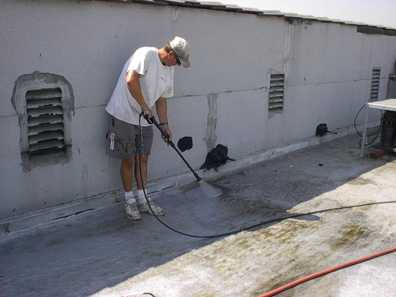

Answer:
[204,93,218,152]
[81,162,89,197]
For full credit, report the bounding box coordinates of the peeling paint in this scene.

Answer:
[204,93,218,152]
[171,7,181,21]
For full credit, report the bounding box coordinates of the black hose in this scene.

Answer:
[142,112,201,181]
[354,104,382,146]
[138,112,396,239]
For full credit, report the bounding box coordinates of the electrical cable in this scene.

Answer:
[257,246,396,297]
[354,104,382,146]
[138,113,396,239]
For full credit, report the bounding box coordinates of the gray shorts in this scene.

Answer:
[105,116,153,159]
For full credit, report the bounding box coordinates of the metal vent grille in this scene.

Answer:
[26,88,65,155]
[269,74,285,111]
[370,68,381,101]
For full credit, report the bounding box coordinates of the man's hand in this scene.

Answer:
[155,97,171,143]
[143,108,154,121]
[162,125,172,144]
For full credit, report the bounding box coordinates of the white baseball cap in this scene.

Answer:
[170,36,191,68]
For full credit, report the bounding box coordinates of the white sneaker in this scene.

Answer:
[137,198,165,216]
[125,198,141,220]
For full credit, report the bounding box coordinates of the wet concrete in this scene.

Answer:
[1,134,396,297]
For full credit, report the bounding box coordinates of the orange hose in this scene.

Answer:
[258,246,396,297]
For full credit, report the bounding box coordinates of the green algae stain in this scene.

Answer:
[331,224,367,249]
[348,177,375,186]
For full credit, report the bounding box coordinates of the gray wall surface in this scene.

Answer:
[1,0,396,221]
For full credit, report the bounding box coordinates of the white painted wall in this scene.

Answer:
[1,0,396,221]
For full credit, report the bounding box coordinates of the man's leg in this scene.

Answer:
[134,153,165,216]
[135,153,148,190]
[106,117,142,220]
[121,158,135,192]
[121,158,141,220]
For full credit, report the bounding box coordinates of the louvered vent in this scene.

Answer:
[370,68,380,101]
[269,74,285,112]
[26,88,65,155]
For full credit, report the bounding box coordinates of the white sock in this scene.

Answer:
[125,191,135,201]
[137,189,147,203]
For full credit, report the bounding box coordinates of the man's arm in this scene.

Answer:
[126,70,153,119]
[156,97,172,142]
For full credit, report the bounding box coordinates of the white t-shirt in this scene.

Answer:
[105,47,174,126]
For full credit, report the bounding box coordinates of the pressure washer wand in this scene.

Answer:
[144,113,201,182]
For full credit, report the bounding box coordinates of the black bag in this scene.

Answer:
[316,123,337,136]
[200,144,235,171]
[316,123,328,136]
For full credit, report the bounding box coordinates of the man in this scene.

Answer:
[105,36,191,220]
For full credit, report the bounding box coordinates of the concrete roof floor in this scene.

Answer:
[1,133,396,297]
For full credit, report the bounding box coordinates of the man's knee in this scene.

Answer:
[122,158,135,168]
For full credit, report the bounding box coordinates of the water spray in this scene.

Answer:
[143,113,222,198]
